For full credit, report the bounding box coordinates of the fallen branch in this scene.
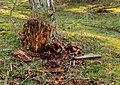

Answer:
[73,53,102,60]
[25,67,64,73]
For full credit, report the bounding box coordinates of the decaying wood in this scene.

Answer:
[73,53,102,60]
[19,18,52,52]
[37,67,64,73]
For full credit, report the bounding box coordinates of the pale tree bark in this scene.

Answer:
[19,0,56,52]
[47,0,56,36]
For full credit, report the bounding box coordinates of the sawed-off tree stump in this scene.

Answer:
[19,18,52,52]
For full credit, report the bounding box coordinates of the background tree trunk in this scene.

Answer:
[29,0,56,37]
[19,0,56,52]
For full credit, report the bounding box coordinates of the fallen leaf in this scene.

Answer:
[13,49,32,62]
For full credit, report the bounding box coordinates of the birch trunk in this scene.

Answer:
[29,0,56,37]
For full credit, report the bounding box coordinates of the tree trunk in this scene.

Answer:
[29,0,56,30]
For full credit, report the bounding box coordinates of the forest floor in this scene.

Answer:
[0,0,120,85]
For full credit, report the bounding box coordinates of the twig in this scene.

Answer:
[9,0,28,32]
[25,67,64,73]
[10,0,28,6]
[11,74,40,83]
[4,70,10,85]
[10,63,13,71]
[63,77,75,84]
[10,0,14,4]
[73,53,102,60]
[10,0,17,32]
[21,75,30,84]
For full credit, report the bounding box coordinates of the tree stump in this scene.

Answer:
[19,18,52,52]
